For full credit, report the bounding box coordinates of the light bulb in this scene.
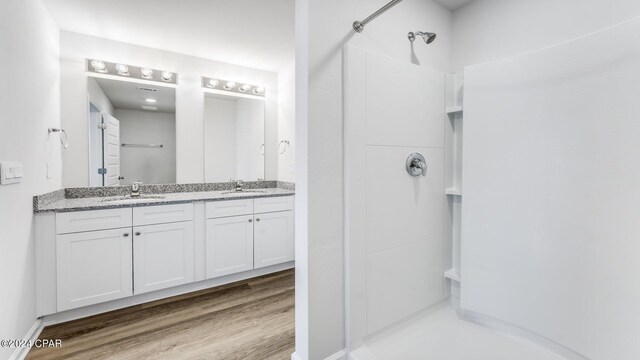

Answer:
[207,79,219,88]
[90,60,107,73]
[115,64,129,76]
[253,86,265,94]
[145,98,157,103]
[161,71,173,81]
[224,81,237,90]
[239,84,252,92]
[141,68,154,79]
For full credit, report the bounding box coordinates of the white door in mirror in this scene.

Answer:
[0,161,23,185]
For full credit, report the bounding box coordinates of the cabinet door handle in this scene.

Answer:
[256,218,261,222]
[135,232,141,236]
[248,219,253,223]
[123,233,130,237]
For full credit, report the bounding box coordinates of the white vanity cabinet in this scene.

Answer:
[205,196,294,279]
[37,195,293,317]
[254,210,295,269]
[206,215,255,278]
[56,227,133,311]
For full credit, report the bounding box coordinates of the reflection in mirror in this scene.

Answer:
[204,93,265,182]
[88,77,176,187]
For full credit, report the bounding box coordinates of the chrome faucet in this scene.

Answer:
[131,181,142,198]
[230,179,244,192]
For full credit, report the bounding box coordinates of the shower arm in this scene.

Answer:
[353,0,403,33]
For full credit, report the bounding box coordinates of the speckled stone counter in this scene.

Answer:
[34,182,295,213]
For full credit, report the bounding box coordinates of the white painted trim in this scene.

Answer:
[291,352,304,360]
[42,262,294,325]
[460,309,589,360]
[9,319,44,360]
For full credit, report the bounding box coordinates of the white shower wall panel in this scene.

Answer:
[462,17,640,360]
[345,45,446,344]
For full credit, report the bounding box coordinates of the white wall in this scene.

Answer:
[277,60,295,182]
[452,0,640,72]
[115,109,176,185]
[60,31,280,187]
[296,1,452,358]
[0,0,61,359]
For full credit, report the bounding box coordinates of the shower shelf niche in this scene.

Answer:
[445,187,462,196]
[446,106,463,115]
[444,268,461,282]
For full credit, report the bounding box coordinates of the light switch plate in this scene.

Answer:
[0,161,23,185]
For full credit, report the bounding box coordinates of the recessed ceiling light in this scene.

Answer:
[161,71,173,82]
[115,64,129,76]
[90,60,107,73]
[145,98,157,103]
[141,105,158,111]
[224,81,237,90]
[253,86,265,95]
[239,84,252,93]
[141,68,154,79]
[207,79,219,88]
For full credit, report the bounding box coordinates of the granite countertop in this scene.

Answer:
[34,181,295,213]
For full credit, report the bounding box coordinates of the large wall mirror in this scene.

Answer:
[203,92,265,182]
[88,76,176,186]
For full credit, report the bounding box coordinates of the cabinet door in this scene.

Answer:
[57,228,133,311]
[133,222,194,294]
[254,211,294,269]
[206,215,254,279]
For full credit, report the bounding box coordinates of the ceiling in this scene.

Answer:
[40,0,295,72]
[95,77,176,113]
[433,0,475,10]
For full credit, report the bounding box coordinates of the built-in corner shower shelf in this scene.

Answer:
[444,268,461,282]
[446,106,463,115]
[445,188,462,196]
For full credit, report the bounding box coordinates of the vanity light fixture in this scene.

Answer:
[115,64,130,76]
[141,68,154,79]
[201,77,265,97]
[90,60,107,73]
[161,71,173,82]
[145,98,157,103]
[86,59,178,84]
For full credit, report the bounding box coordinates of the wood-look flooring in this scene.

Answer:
[27,269,294,360]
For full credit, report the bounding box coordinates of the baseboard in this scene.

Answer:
[42,262,294,326]
[291,349,347,360]
[9,319,44,360]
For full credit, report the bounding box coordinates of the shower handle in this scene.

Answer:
[406,153,427,177]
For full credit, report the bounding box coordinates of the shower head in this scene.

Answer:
[408,31,437,44]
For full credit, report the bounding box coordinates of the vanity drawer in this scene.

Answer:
[206,199,253,219]
[133,203,194,226]
[254,196,294,214]
[56,208,133,234]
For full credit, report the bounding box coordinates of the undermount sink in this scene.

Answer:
[222,189,266,195]
[101,195,166,203]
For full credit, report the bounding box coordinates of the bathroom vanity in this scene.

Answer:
[34,185,294,318]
